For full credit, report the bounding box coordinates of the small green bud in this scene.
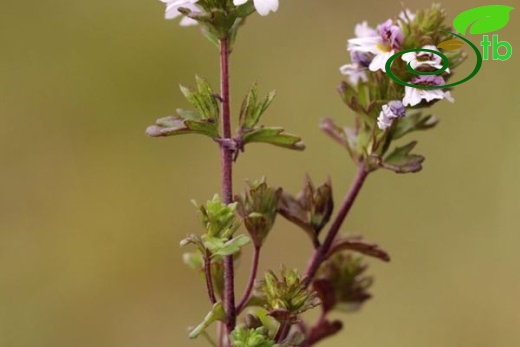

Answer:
[257,267,320,318]
[230,326,278,347]
[194,194,241,238]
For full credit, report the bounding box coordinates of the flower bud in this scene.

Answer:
[236,178,282,248]
[278,175,334,246]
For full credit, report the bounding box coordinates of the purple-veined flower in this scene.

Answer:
[348,19,403,72]
[377,100,406,130]
[401,45,450,73]
[402,75,454,107]
[233,0,279,16]
[160,0,202,26]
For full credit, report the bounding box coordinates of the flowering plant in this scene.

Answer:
[146,2,467,346]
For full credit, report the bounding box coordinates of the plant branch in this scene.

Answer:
[304,162,369,286]
[274,320,291,343]
[204,254,217,305]
[236,245,261,312]
[219,38,237,336]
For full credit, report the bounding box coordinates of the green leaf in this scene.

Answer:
[241,127,305,151]
[145,116,218,139]
[179,76,220,121]
[202,234,251,257]
[392,112,439,140]
[453,5,514,35]
[182,251,204,271]
[234,2,256,18]
[381,141,425,173]
[239,84,276,129]
[189,302,226,339]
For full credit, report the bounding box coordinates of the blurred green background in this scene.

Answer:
[1,0,519,346]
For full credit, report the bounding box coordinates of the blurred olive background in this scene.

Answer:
[1,0,519,346]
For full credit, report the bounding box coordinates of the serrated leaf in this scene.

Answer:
[242,127,305,151]
[176,108,200,120]
[338,81,362,114]
[381,141,425,173]
[392,112,439,140]
[320,118,359,161]
[179,76,219,122]
[145,116,218,139]
[239,85,276,129]
[189,302,226,339]
[202,234,251,257]
[327,237,390,262]
[453,5,514,35]
[239,83,259,128]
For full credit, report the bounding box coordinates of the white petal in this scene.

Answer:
[443,91,455,102]
[179,16,199,26]
[253,0,279,16]
[369,52,394,72]
[422,89,444,102]
[403,87,422,107]
[348,37,381,54]
[165,7,182,19]
[234,0,248,5]
[401,52,417,63]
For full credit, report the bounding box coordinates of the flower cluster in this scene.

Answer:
[340,5,465,131]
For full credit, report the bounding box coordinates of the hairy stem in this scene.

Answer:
[219,38,237,337]
[304,162,369,286]
[236,245,261,312]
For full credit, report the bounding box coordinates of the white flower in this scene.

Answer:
[160,0,201,26]
[234,0,279,16]
[401,45,450,73]
[348,19,403,72]
[377,100,406,130]
[402,76,454,107]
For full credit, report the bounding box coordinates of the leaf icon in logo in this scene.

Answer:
[453,5,514,35]
[438,39,465,50]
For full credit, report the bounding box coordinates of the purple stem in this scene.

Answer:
[219,38,237,336]
[236,245,261,312]
[304,162,369,286]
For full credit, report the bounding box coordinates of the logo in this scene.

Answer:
[386,5,514,89]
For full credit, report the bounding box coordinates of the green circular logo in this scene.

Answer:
[385,30,483,89]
